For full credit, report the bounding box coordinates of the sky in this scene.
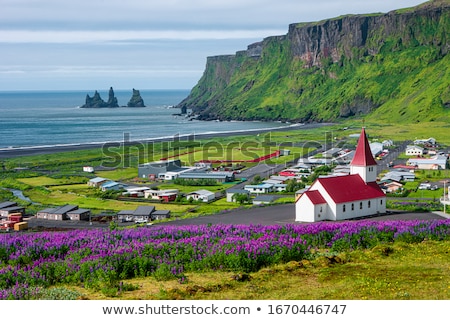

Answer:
[0,0,427,91]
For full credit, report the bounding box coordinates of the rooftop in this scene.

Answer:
[350,128,378,166]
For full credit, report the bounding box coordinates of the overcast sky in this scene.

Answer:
[1,0,426,91]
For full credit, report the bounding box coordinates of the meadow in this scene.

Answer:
[0,219,449,300]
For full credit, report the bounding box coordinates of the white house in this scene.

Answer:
[405,145,424,156]
[186,189,215,202]
[244,184,274,194]
[296,128,386,222]
[407,155,447,170]
[83,166,94,173]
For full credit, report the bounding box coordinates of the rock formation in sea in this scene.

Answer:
[126,88,146,108]
[81,87,119,108]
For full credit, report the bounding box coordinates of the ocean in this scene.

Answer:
[0,90,293,149]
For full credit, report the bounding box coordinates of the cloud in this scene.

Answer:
[0,29,287,44]
[0,0,427,90]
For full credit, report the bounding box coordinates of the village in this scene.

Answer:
[1,129,449,231]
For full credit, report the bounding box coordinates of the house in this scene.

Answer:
[66,208,91,221]
[226,189,250,202]
[144,189,179,202]
[123,186,151,197]
[244,184,274,194]
[100,181,126,192]
[83,166,95,173]
[0,205,25,217]
[407,155,447,170]
[117,206,171,222]
[381,181,404,193]
[117,206,155,223]
[151,210,171,221]
[414,137,436,147]
[272,184,287,192]
[87,177,109,187]
[37,204,79,221]
[296,128,386,222]
[186,189,215,202]
[0,201,18,209]
[381,170,416,183]
[138,159,182,180]
[177,172,235,183]
[405,145,424,156]
[322,148,342,158]
[370,142,384,157]
[253,195,275,205]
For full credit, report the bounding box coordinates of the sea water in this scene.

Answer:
[0,90,292,149]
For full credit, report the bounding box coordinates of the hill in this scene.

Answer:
[176,0,450,124]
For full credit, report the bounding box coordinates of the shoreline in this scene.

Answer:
[0,122,335,159]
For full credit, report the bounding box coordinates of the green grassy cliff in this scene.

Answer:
[177,0,450,123]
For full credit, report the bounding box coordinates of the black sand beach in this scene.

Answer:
[0,123,335,159]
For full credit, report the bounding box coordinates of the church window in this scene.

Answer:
[343,205,346,212]
[351,203,354,210]
[360,202,363,209]
[368,201,371,208]
[380,199,383,205]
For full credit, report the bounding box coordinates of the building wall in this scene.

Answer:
[350,165,377,183]
[295,196,328,222]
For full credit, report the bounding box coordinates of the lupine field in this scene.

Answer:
[1,219,449,299]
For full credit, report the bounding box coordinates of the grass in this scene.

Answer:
[65,240,450,300]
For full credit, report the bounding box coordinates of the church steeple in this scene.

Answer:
[350,128,378,183]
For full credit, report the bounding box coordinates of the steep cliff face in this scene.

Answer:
[177,0,450,123]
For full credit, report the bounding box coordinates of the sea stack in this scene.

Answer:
[126,88,146,108]
[81,87,120,108]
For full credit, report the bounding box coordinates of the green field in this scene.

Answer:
[66,240,450,300]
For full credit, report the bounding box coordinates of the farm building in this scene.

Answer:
[100,181,127,191]
[138,159,183,180]
[186,189,215,202]
[177,172,235,183]
[151,210,171,221]
[0,205,25,217]
[66,208,91,221]
[296,128,386,222]
[36,204,90,221]
[407,155,448,170]
[87,177,110,187]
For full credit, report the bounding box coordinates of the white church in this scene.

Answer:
[295,128,386,222]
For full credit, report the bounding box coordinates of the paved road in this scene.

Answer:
[158,204,447,227]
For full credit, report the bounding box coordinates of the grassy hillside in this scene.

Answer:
[178,0,450,124]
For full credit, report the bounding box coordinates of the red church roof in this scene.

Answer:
[316,174,385,203]
[350,128,377,166]
[304,190,327,204]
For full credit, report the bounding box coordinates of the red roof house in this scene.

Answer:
[296,128,386,222]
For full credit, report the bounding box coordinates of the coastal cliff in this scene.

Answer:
[177,0,450,123]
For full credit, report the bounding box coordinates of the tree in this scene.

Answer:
[232,193,250,204]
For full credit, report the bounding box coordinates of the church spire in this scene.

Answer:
[350,127,378,183]
[350,127,377,166]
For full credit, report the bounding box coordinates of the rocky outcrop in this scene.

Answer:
[81,87,146,108]
[81,87,119,108]
[126,89,146,108]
